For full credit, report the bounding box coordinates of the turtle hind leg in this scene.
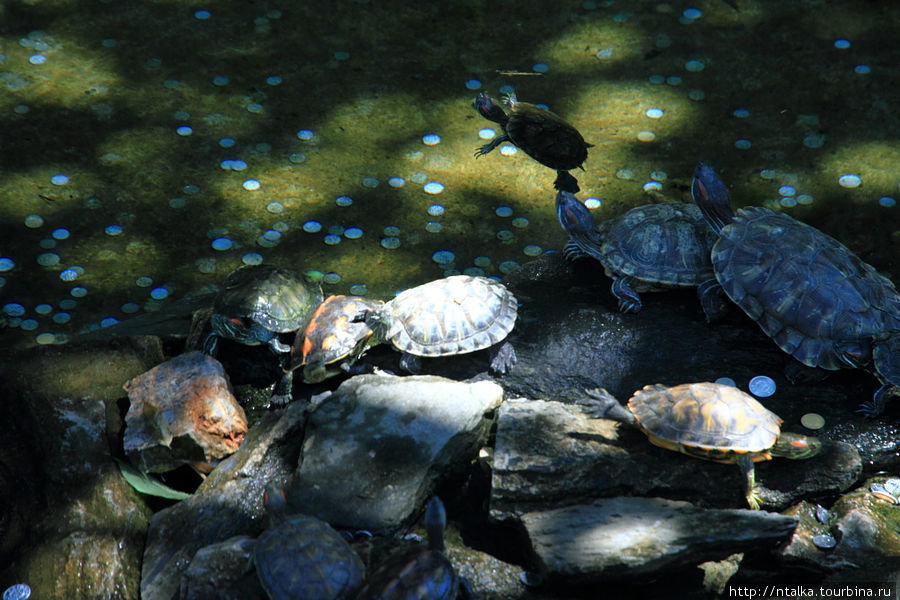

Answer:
[398,352,422,373]
[554,171,580,194]
[737,455,762,510]
[611,276,642,313]
[474,134,509,158]
[697,279,728,322]
[577,388,637,425]
[488,341,517,375]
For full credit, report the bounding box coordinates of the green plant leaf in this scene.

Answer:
[114,457,192,500]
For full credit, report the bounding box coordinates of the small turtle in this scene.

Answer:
[474,92,592,194]
[556,190,724,319]
[205,264,323,356]
[583,382,822,509]
[255,484,365,600]
[692,163,900,415]
[355,497,474,600]
[270,295,384,404]
[360,275,517,374]
[294,295,385,384]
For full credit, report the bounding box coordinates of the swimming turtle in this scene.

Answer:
[582,382,822,509]
[205,264,323,356]
[691,163,900,415]
[360,275,517,374]
[474,92,592,194]
[255,484,365,600]
[270,295,384,404]
[354,496,474,600]
[556,190,725,319]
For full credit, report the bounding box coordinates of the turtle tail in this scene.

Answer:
[691,162,734,236]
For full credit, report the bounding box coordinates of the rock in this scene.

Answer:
[519,497,798,583]
[140,401,308,600]
[180,536,263,600]
[0,337,162,600]
[288,373,504,533]
[778,480,900,575]
[123,351,248,472]
[490,399,860,518]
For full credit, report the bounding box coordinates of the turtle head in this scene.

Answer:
[691,162,734,235]
[424,496,447,553]
[771,432,822,460]
[555,190,596,237]
[474,93,508,125]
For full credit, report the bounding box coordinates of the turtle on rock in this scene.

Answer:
[691,163,900,415]
[255,483,365,600]
[473,92,592,194]
[355,496,475,600]
[358,275,517,375]
[270,295,383,405]
[556,190,725,319]
[204,264,323,356]
[582,382,822,509]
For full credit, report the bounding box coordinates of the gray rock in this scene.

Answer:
[288,373,504,533]
[140,401,308,600]
[0,337,162,600]
[491,398,860,518]
[123,351,248,473]
[519,497,797,583]
[779,481,900,574]
[180,535,263,600]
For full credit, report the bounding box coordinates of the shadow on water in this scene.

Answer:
[1,1,899,350]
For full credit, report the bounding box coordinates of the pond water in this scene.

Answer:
[1,0,897,349]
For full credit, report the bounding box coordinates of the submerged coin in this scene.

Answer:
[812,534,837,549]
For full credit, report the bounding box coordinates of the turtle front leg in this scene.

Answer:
[737,455,762,510]
[270,369,294,406]
[857,383,899,417]
[473,134,509,158]
[610,276,642,313]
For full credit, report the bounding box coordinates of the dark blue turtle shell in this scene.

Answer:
[711,206,900,372]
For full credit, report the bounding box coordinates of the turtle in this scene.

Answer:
[691,162,900,415]
[255,483,365,600]
[582,382,822,509]
[205,264,323,356]
[359,275,518,374]
[473,92,593,194]
[354,496,474,600]
[270,295,384,404]
[556,190,725,319]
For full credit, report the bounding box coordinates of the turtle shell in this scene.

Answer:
[254,512,364,600]
[711,207,900,371]
[355,547,458,600]
[505,97,590,171]
[372,275,517,357]
[212,264,323,345]
[627,382,782,463]
[584,202,716,288]
[291,294,384,382]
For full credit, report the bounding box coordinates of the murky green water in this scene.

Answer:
[1,0,898,349]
